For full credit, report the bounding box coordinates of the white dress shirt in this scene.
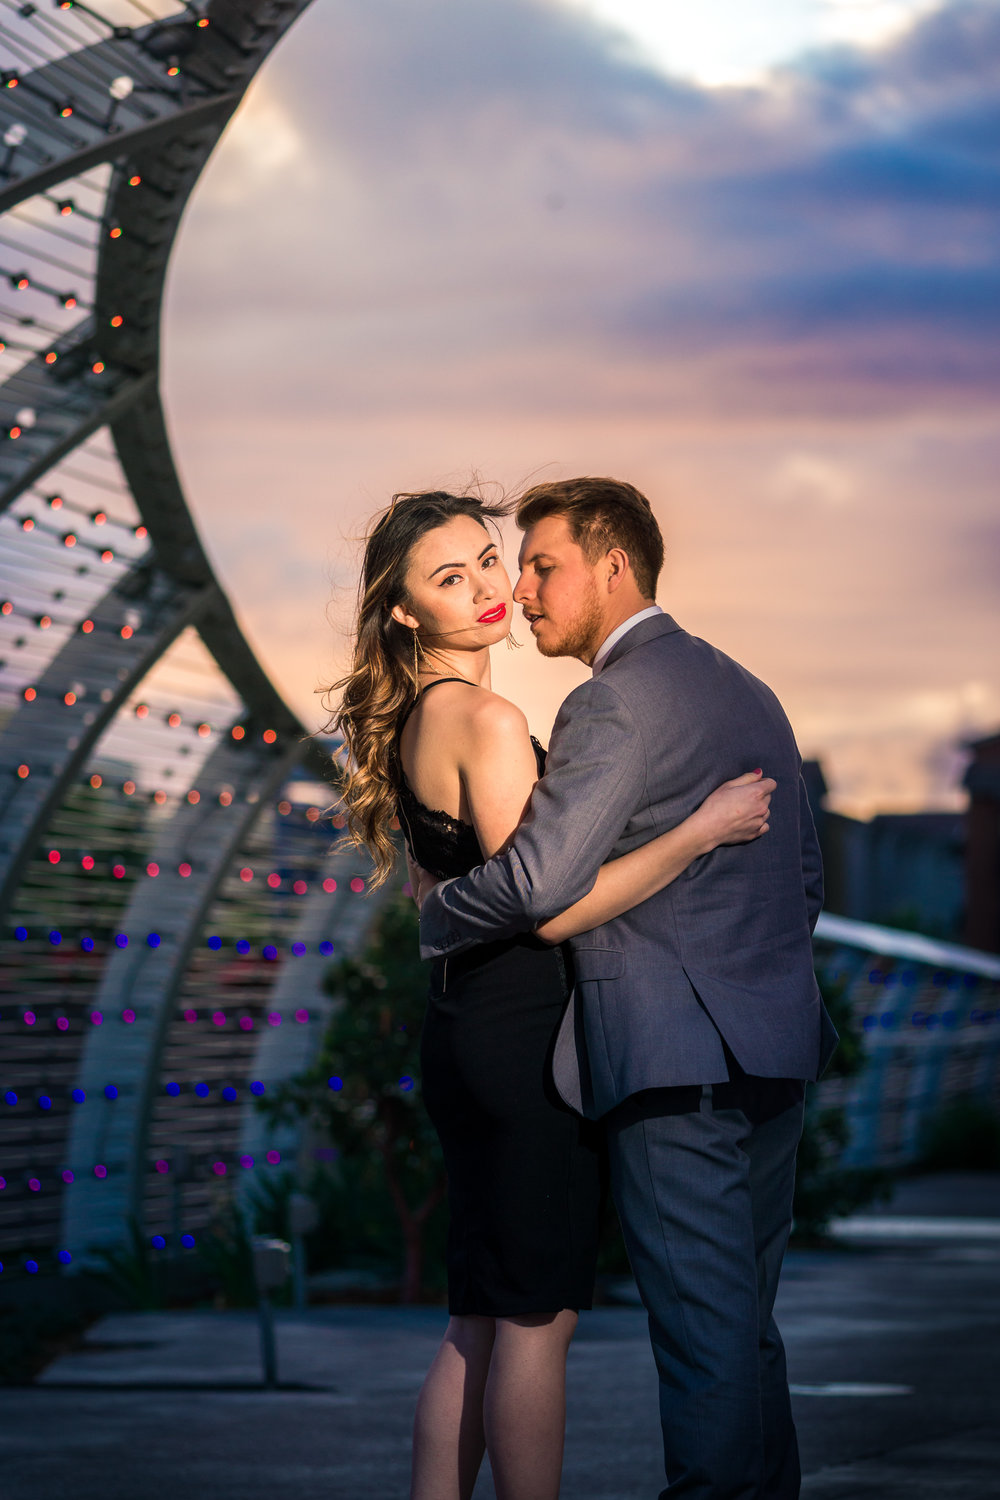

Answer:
[591,605,664,676]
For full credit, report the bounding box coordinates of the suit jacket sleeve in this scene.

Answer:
[418,675,648,958]
[799,772,824,933]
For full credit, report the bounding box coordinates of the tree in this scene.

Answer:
[261,894,446,1302]
[792,971,892,1239]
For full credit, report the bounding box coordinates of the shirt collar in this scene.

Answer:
[591,605,664,676]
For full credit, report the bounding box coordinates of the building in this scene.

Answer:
[802,761,966,940]
[964,733,1000,954]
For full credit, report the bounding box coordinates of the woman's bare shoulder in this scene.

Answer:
[418,681,528,742]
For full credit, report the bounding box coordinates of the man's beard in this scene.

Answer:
[535,583,604,661]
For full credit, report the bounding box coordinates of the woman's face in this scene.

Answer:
[391,514,513,651]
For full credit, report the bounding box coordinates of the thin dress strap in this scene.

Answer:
[397,675,476,734]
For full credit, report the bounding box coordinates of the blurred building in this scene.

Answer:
[803,762,966,943]
[964,733,1000,954]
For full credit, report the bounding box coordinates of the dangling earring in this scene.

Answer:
[412,628,421,681]
[505,629,522,651]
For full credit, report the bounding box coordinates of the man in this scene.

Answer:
[419,477,836,1500]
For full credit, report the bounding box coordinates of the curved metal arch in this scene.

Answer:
[0,563,213,918]
[0,363,156,515]
[0,1,309,215]
[1,0,330,897]
[0,0,368,1269]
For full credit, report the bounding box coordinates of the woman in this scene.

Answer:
[332,490,774,1500]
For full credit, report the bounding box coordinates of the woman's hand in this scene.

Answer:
[405,849,440,910]
[689,769,775,854]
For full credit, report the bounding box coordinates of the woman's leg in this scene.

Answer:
[411,1314,496,1500]
[483,1309,578,1500]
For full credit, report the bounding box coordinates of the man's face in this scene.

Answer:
[514,514,606,663]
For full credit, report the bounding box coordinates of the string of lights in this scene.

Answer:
[7,924,347,950]
[8,205,98,249]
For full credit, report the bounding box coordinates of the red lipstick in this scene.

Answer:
[477,603,507,624]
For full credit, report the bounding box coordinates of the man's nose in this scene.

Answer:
[513,571,531,603]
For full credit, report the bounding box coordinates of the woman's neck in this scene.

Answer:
[420,645,492,691]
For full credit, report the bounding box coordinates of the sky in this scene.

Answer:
[161,0,1000,818]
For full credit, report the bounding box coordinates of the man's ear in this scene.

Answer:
[605,547,630,594]
[391,601,420,630]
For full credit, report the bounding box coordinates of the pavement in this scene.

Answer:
[1,1173,998,1500]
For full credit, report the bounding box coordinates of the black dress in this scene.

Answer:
[397,681,602,1316]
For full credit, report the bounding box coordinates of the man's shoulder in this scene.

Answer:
[555,668,635,723]
[606,619,760,686]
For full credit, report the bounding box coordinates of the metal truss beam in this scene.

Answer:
[111,386,328,764]
[0,0,312,215]
[0,351,155,517]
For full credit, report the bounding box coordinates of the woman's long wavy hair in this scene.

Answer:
[328,489,510,886]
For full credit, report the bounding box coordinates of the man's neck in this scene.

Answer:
[590,600,659,672]
[582,599,657,668]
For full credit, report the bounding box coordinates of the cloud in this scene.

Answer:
[160,0,1000,814]
[165,0,1000,428]
[768,452,857,507]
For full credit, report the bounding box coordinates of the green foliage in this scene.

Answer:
[793,1102,891,1239]
[793,970,892,1240]
[919,1095,1000,1170]
[247,1159,448,1294]
[880,905,952,941]
[91,1216,166,1310]
[259,894,446,1300]
[194,1199,259,1308]
[814,971,866,1083]
[91,1210,260,1312]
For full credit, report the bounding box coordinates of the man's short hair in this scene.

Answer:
[515,477,664,600]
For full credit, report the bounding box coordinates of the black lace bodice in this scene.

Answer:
[395,680,545,880]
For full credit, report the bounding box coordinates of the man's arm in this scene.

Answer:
[799,772,824,933]
[419,676,647,958]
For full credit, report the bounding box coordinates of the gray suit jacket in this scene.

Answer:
[419,614,837,1118]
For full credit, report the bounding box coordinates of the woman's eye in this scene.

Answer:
[440,573,462,587]
[483,553,498,569]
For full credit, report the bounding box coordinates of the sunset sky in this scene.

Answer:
[161,0,999,818]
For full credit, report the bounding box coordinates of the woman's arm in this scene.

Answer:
[417,694,774,944]
[457,694,545,858]
[534,771,775,944]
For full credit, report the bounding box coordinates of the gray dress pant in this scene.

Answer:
[606,1068,805,1500]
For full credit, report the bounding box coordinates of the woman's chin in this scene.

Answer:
[480,612,513,646]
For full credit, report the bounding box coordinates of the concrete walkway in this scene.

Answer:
[1,1174,998,1499]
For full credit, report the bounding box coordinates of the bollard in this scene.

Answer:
[287,1192,320,1311]
[251,1236,291,1388]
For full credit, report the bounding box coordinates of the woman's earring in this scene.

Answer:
[505,630,522,651]
[412,628,421,681]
